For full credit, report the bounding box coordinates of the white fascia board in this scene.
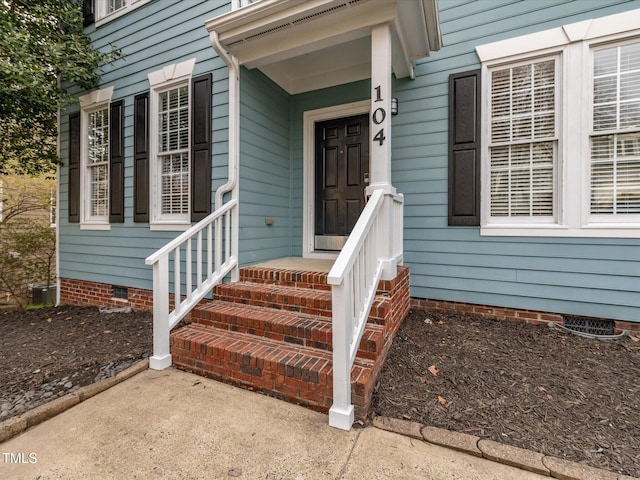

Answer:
[391,17,414,79]
[205,0,330,35]
[229,3,395,68]
[422,0,443,52]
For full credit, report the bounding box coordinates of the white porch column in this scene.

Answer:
[369,23,398,280]
[369,23,395,190]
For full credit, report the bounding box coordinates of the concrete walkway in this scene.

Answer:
[0,368,550,480]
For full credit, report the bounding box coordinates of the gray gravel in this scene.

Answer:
[0,357,145,420]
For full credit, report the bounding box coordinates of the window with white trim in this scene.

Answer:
[148,59,195,228]
[157,85,190,218]
[489,58,557,221]
[79,87,113,228]
[476,8,640,237]
[99,0,125,17]
[590,41,640,217]
[86,106,110,219]
[94,0,152,24]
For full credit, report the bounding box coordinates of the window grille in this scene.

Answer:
[591,41,640,215]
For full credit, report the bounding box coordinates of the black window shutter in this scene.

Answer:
[109,99,125,223]
[133,92,150,223]
[68,112,81,223]
[448,69,481,226]
[191,73,212,222]
[83,0,95,27]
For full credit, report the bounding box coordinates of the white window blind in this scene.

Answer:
[87,108,109,218]
[108,0,126,14]
[96,0,126,19]
[157,86,189,216]
[591,41,640,215]
[489,59,556,217]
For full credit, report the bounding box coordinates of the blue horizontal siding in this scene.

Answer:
[237,67,292,264]
[394,0,640,322]
[57,0,640,323]
[58,1,231,291]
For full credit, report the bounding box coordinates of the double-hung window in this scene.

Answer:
[136,58,211,228]
[148,59,195,229]
[79,87,114,229]
[92,0,151,24]
[86,107,110,219]
[100,0,125,17]
[590,41,640,219]
[476,8,640,237]
[489,58,557,221]
[157,85,190,220]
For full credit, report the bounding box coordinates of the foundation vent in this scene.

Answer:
[562,315,615,336]
[113,286,129,300]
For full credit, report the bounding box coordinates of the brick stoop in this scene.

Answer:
[170,264,410,421]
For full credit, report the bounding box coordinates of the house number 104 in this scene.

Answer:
[373,85,386,146]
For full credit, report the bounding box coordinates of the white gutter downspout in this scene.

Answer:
[210,30,239,210]
[210,30,240,281]
[55,77,61,306]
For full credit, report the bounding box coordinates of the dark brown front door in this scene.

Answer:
[315,114,369,251]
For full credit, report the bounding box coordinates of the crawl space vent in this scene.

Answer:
[562,315,615,336]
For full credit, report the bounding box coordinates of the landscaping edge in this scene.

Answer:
[0,359,149,444]
[372,415,638,480]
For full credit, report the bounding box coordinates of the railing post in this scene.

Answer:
[149,255,172,370]
[329,278,355,430]
[394,194,404,265]
[378,192,397,280]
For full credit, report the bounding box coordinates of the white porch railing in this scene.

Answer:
[145,199,239,370]
[327,188,404,430]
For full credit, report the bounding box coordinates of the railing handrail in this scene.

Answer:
[328,187,406,431]
[147,198,239,371]
[145,198,238,266]
[327,189,384,286]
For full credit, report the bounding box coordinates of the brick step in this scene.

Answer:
[239,266,330,290]
[213,281,391,325]
[191,300,384,360]
[171,324,376,418]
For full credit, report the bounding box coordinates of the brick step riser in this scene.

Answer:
[239,268,330,291]
[212,285,391,326]
[190,307,384,361]
[170,326,376,420]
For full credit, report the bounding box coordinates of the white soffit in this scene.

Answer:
[205,0,442,94]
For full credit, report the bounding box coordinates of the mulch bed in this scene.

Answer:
[2,305,639,478]
[0,306,152,420]
[372,310,640,478]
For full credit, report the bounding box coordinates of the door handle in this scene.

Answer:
[364,172,369,184]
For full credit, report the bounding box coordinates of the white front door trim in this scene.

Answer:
[302,100,370,259]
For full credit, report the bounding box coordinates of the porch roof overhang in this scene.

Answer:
[204,0,442,94]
